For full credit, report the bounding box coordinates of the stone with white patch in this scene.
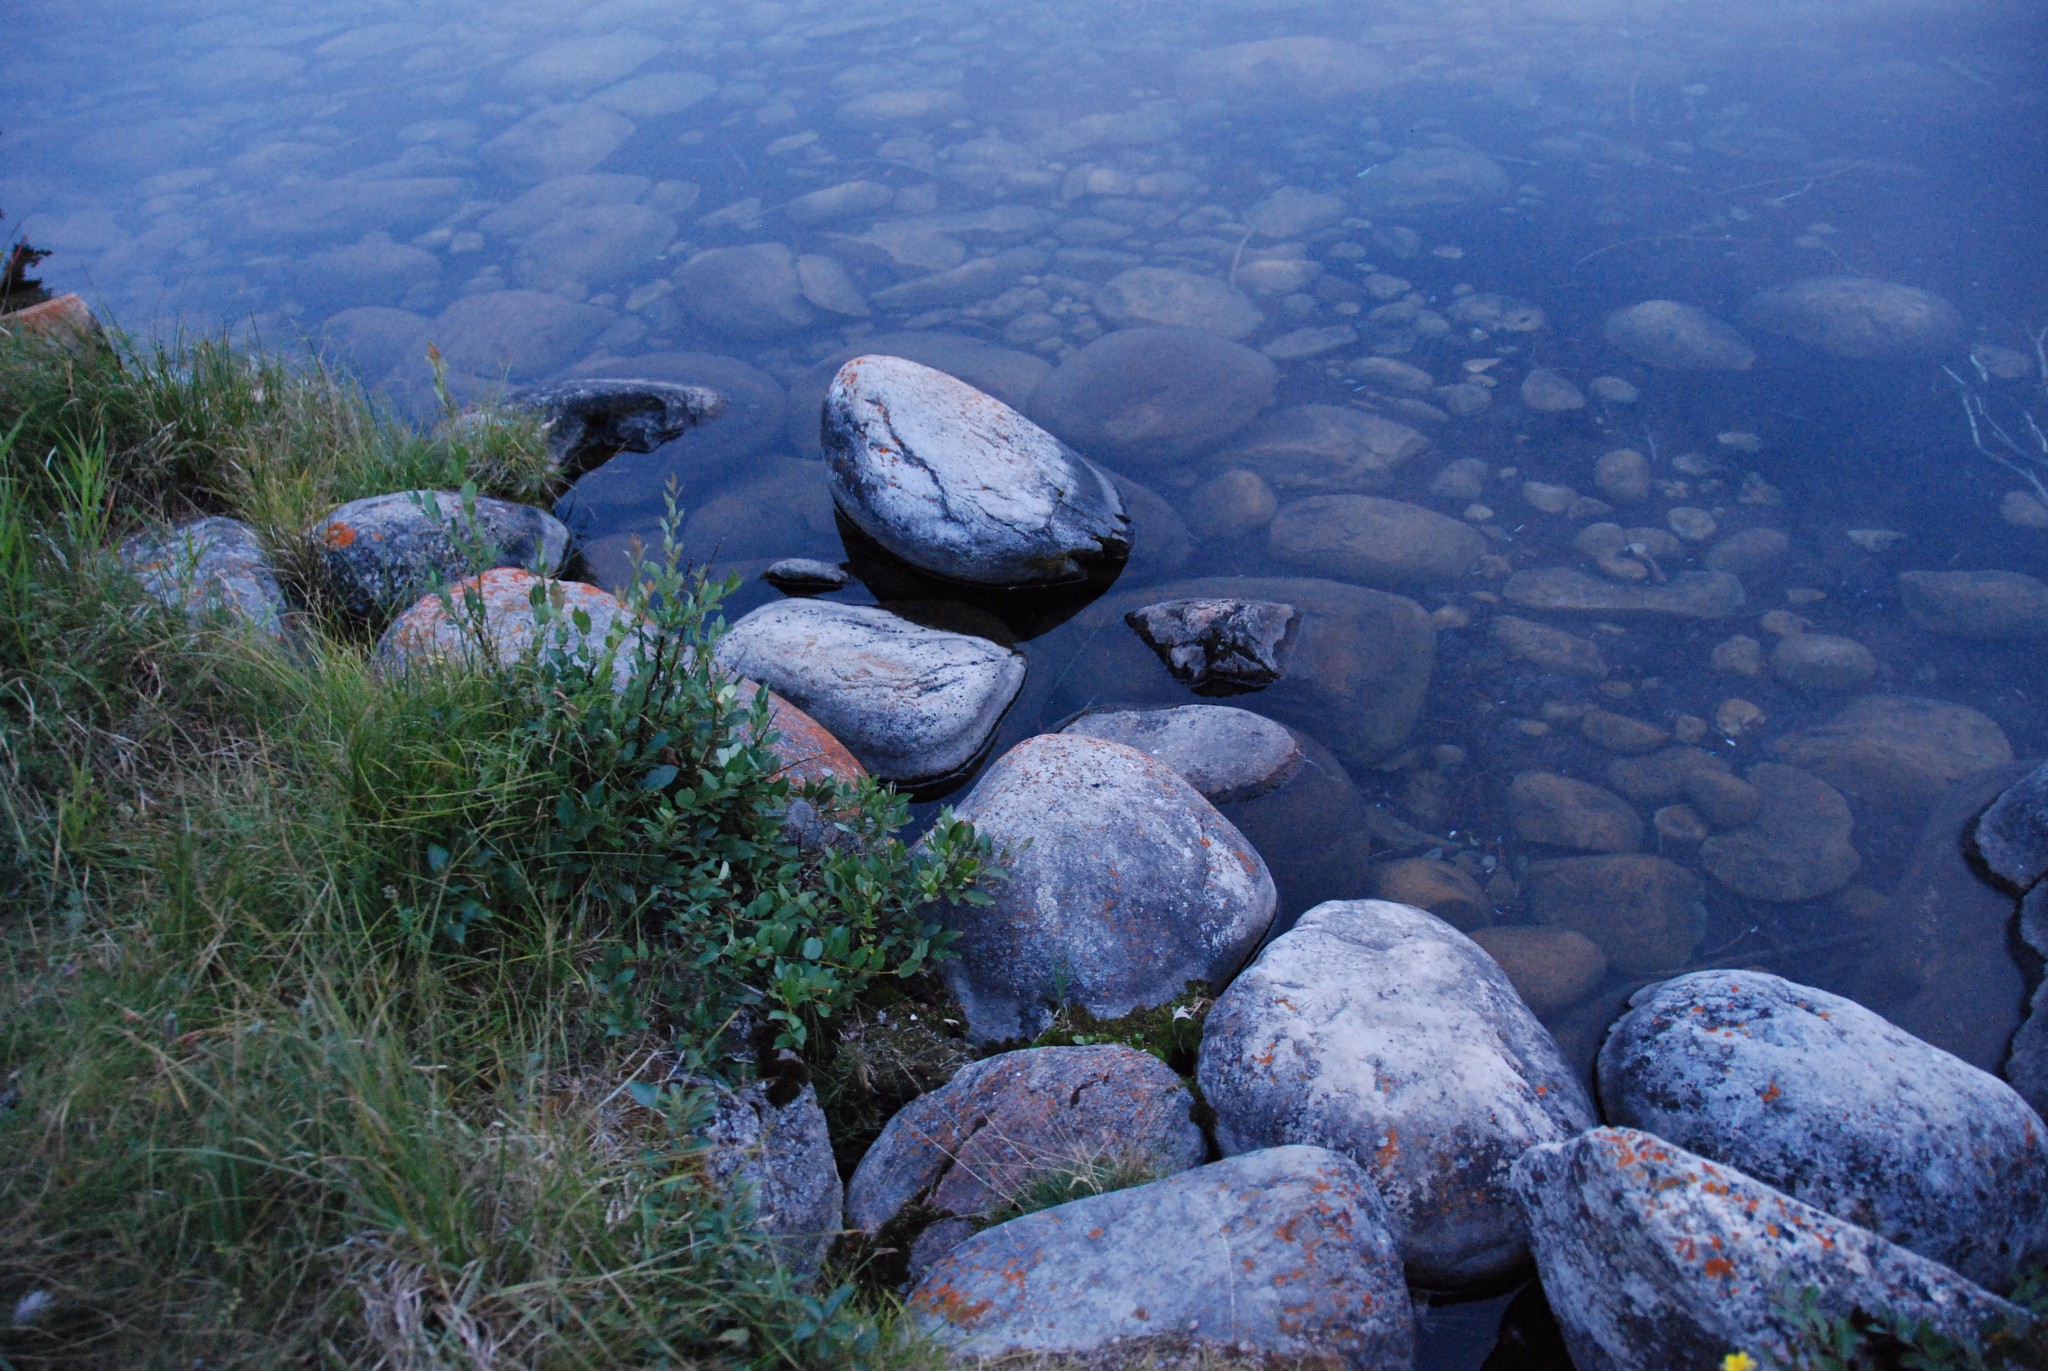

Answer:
[1198,899,1595,1291]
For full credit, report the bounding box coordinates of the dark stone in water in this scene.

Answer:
[761,558,850,595]
[512,377,727,480]
[1125,597,1301,692]
[1973,760,2048,893]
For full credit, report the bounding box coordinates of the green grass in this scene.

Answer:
[0,327,995,1369]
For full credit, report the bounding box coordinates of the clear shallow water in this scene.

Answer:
[8,0,2048,1358]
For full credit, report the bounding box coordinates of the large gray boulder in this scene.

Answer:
[310,490,571,623]
[1061,704,1303,804]
[845,1045,1205,1278]
[1199,900,1595,1291]
[1600,971,2048,1291]
[121,516,290,640]
[821,354,1129,587]
[694,1078,843,1280]
[926,732,1276,1043]
[509,376,726,480]
[908,1145,1414,1369]
[1743,276,1963,360]
[1602,300,1755,371]
[712,600,1025,787]
[1512,1128,2028,1371]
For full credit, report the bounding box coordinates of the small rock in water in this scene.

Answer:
[1593,448,1651,505]
[1511,1128,2025,1371]
[908,1145,1414,1367]
[1061,705,1302,804]
[510,377,725,480]
[1520,368,1585,412]
[1491,615,1609,679]
[1199,899,1595,1290]
[1666,506,1717,543]
[1602,300,1756,371]
[1771,694,2013,820]
[1509,772,1643,852]
[1029,327,1277,467]
[822,355,1130,588]
[121,516,290,641]
[1579,708,1668,755]
[927,733,1275,1043]
[1587,375,1639,404]
[760,558,849,594]
[1094,266,1263,340]
[1846,527,1907,552]
[1698,763,1860,903]
[1704,526,1791,574]
[1214,405,1429,497]
[1710,634,1765,675]
[1523,854,1704,974]
[1503,566,1745,619]
[1469,926,1607,1016]
[2001,491,2048,529]
[1184,468,1278,538]
[1770,632,1877,691]
[1743,275,1963,360]
[1898,569,2048,638]
[1269,495,1485,587]
[713,600,1025,786]
[1600,970,2048,1290]
[672,242,814,338]
[1522,481,1576,514]
[1125,597,1301,692]
[1371,857,1490,931]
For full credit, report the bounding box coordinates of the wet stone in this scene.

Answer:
[1094,266,1262,340]
[928,733,1275,1044]
[1743,275,1963,360]
[847,1044,1205,1280]
[1212,404,1430,498]
[760,558,849,595]
[510,377,725,480]
[1356,147,1511,216]
[1370,857,1489,932]
[310,491,571,624]
[1974,761,2048,893]
[1061,705,1302,804]
[1579,708,1669,755]
[1599,971,2048,1291]
[1029,327,1277,467]
[1491,615,1609,679]
[1594,449,1651,504]
[1698,763,1860,903]
[1705,526,1792,575]
[1602,299,1756,371]
[1124,597,1301,692]
[1520,368,1585,413]
[1508,772,1643,852]
[1269,495,1485,588]
[1524,854,1705,974]
[1184,468,1278,538]
[1503,566,1745,619]
[1469,926,1608,1017]
[673,242,813,338]
[1770,632,1878,691]
[908,1145,1413,1368]
[1771,694,2013,820]
[1199,900,1596,1291]
[1898,569,2048,638]
[1607,747,1730,804]
[1683,767,1762,830]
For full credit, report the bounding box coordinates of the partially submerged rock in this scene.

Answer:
[1599,971,2048,1291]
[821,354,1129,588]
[310,490,571,623]
[1061,705,1303,804]
[1199,899,1595,1291]
[926,732,1276,1043]
[1975,761,2048,892]
[1124,596,1301,691]
[1512,1128,2027,1371]
[509,376,726,480]
[121,516,290,641]
[909,1145,1414,1368]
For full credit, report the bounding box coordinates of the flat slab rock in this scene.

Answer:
[310,490,570,623]
[1061,704,1303,804]
[908,1145,1414,1369]
[823,354,1129,587]
[509,377,726,480]
[712,599,1025,787]
[1601,970,2048,1291]
[121,516,289,640]
[1502,566,1745,618]
[1124,596,1301,691]
[846,1044,1204,1280]
[1199,899,1595,1291]
[925,732,1276,1043]
[1512,1128,2025,1371]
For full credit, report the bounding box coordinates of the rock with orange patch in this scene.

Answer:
[0,293,105,353]
[1598,970,2048,1291]
[846,1044,1204,1280]
[823,354,1129,587]
[908,1144,1412,1368]
[713,599,1024,787]
[373,568,643,676]
[309,489,571,623]
[1511,1127,2025,1371]
[922,732,1276,1044]
[1198,899,1594,1291]
[121,516,291,641]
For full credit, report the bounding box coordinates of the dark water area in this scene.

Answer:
[8,0,2048,1360]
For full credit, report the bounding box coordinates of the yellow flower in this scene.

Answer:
[1723,1354,1758,1371]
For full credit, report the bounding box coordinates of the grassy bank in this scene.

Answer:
[0,326,996,1369]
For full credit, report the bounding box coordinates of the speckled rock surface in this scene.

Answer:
[846,1045,1205,1279]
[121,516,289,640]
[908,1145,1414,1369]
[694,1079,844,1280]
[1975,760,2048,892]
[926,732,1276,1044]
[1599,971,2048,1290]
[1061,705,1303,804]
[712,599,1025,786]
[822,354,1129,587]
[373,568,639,675]
[310,490,571,623]
[1124,597,1301,691]
[1198,899,1595,1291]
[510,376,726,479]
[1511,1128,2024,1371]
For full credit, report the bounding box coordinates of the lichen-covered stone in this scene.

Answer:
[372,568,637,675]
[1599,970,2048,1291]
[909,1146,1413,1369]
[926,733,1276,1044]
[1511,1128,2026,1371]
[121,516,289,640]
[310,490,570,623]
[1124,597,1301,691]
[694,1079,843,1280]
[1199,899,1594,1290]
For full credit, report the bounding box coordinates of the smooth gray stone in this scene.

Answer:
[1743,275,1963,360]
[1268,495,1485,588]
[309,490,571,623]
[1124,596,1300,690]
[694,1078,843,1281]
[1602,300,1755,371]
[120,516,289,640]
[1061,704,1302,804]
[673,243,814,338]
[1199,900,1595,1291]
[845,1045,1204,1280]
[1502,566,1745,618]
[822,354,1128,587]
[712,600,1024,786]
[1696,763,1860,903]
[1512,1128,2025,1371]
[1029,326,1278,467]
[867,247,1049,311]
[1973,760,2048,893]
[1899,570,2048,639]
[760,558,850,594]
[510,377,726,480]
[1600,970,2048,1291]
[925,732,1275,1043]
[907,1145,1414,1369]
[1355,147,1509,216]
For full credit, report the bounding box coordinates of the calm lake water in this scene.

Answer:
[8,0,2048,1359]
